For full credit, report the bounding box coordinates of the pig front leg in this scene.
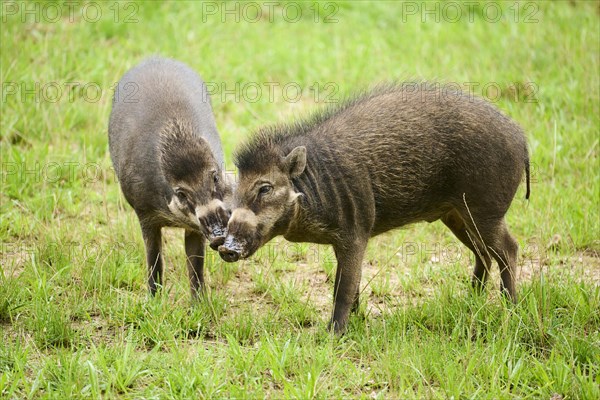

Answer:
[329,240,367,334]
[185,230,206,299]
[141,224,164,296]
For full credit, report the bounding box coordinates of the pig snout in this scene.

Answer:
[218,236,243,262]
[208,225,226,251]
[199,201,231,250]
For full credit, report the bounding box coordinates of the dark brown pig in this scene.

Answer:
[109,57,231,298]
[218,83,530,333]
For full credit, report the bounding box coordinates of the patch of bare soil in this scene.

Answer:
[1,248,29,279]
[519,249,600,285]
[219,247,600,323]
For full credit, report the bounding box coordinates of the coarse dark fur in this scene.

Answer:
[109,56,231,298]
[220,82,530,334]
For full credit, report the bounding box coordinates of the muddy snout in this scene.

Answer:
[218,235,244,263]
[198,201,231,250]
[208,226,226,251]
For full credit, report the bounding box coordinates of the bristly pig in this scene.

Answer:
[218,83,530,333]
[109,57,231,298]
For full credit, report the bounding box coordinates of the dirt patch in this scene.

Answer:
[1,244,30,279]
[519,251,600,285]
[217,247,600,322]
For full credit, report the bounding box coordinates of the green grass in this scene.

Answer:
[1,1,599,398]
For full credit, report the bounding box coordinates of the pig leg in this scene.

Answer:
[329,241,367,334]
[185,230,206,299]
[350,286,361,313]
[479,219,518,302]
[141,224,163,296]
[441,210,492,293]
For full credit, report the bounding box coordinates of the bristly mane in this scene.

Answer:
[159,118,213,183]
[234,82,426,172]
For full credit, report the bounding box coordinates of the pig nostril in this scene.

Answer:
[218,245,240,262]
[209,235,225,250]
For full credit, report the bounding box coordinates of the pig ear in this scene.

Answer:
[283,146,307,178]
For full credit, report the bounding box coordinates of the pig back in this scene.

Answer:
[303,85,527,229]
[108,57,223,210]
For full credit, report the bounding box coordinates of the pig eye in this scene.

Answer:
[213,173,219,185]
[258,185,272,196]
[175,189,189,203]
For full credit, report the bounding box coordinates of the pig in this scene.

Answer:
[218,83,530,333]
[108,56,231,298]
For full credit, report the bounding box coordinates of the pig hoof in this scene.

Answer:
[327,320,347,335]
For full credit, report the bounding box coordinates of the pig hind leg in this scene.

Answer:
[185,230,206,299]
[481,219,519,302]
[441,209,492,293]
[449,210,518,302]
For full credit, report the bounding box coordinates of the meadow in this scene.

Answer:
[1,1,599,398]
